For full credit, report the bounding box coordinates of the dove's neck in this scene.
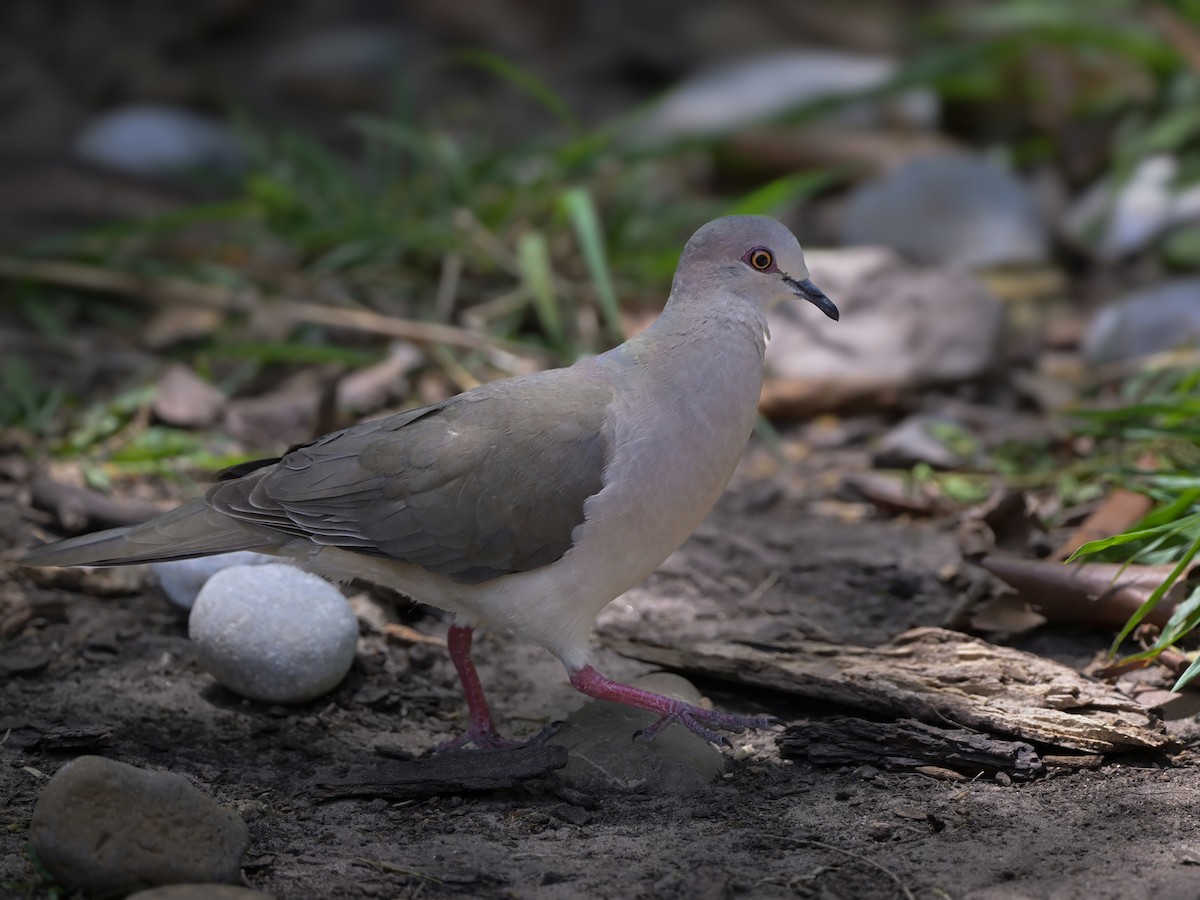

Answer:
[629,292,769,376]
[608,291,768,458]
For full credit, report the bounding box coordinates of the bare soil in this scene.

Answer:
[4,447,1200,900]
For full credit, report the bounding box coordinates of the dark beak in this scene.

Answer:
[785,275,839,321]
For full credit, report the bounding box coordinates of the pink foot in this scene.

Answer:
[437,624,559,752]
[569,665,778,747]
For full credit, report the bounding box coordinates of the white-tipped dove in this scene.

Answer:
[22,215,838,749]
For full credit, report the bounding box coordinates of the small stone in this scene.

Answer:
[127,887,274,900]
[189,564,359,703]
[1082,280,1200,364]
[842,154,1049,269]
[29,756,249,896]
[763,246,1002,415]
[152,552,278,611]
[547,673,725,797]
[631,50,936,146]
[74,104,245,177]
[260,28,406,106]
[152,365,227,428]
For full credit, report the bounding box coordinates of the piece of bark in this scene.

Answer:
[607,627,1172,753]
[31,723,114,752]
[30,476,168,533]
[311,744,568,801]
[970,554,1190,630]
[778,717,1045,780]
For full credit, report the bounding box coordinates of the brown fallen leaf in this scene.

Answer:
[1054,486,1155,561]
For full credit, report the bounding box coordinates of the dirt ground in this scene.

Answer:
[4,444,1200,900]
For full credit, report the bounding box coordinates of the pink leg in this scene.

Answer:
[437,624,523,751]
[569,665,778,746]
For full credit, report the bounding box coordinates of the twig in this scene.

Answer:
[749,833,916,900]
[433,253,463,323]
[352,857,443,884]
[0,256,249,310]
[1148,5,1200,77]
[0,256,551,361]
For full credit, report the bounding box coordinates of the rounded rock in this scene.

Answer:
[547,672,726,797]
[189,564,358,703]
[28,755,249,896]
[152,551,278,611]
[74,104,246,176]
[841,154,1049,270]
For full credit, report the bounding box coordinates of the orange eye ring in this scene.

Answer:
[749,249,773,271]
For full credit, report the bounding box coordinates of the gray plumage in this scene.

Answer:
[22,215,838,745]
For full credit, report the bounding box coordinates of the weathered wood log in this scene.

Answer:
[778,717,1045,779]
[312,744,568,801]
[608,627,1172,754]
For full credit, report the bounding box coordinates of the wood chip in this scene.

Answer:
[778,717,1045,780]
[382,623,446,647]
[312,744,568,801]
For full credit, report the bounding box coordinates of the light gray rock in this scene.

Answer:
[1083,280,1200,364]
[1063,155,1200,262]
[766,246,1002,389]
[152,552,278,611]
[189,564,358,703]
[28,755,249,896]
[260,28,405,105]
[547,673,726,797]
[631,50,937,146]
[841,154,1049,269]
[1063,155,1177,261]
[128,886,274,900]
[74,104,245,176]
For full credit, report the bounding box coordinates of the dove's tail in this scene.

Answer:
[20,498,282,568]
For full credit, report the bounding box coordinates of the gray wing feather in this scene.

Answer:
[207,374,612,584]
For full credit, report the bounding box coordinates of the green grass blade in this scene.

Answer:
[561,187,624,344]
[1109,529,1200,654]
[724,170,844,217]
[517,230,563,347]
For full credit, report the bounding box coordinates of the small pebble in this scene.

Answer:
[29,756,249,896]
[841,154,1048,269]
[547,672,725,796]
[74,104,245,176]
[152,552,278,610]
[189,564,358,704]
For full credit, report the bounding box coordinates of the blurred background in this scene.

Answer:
[1,0,1199,578]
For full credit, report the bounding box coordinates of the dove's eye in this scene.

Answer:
[746,248,774,271]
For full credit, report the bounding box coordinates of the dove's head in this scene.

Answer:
[671,215,838,320]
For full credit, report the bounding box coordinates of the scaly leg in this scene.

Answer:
[569,665,778,746]
[435,624,526,751]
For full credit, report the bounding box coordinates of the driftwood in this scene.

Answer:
[778,717,1045,780]
[312,744,568,801]
[609,627,1172,754]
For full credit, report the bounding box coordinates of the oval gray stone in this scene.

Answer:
[29,756,249,896]
[152,551,278,611]
[547,672,726,797]
[189,564,359,703]
[842,154,1049,269]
